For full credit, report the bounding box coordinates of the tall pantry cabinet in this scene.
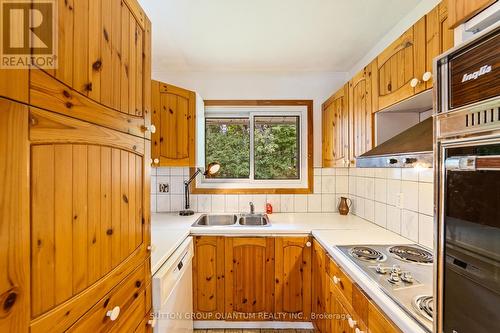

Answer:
[0,0,153,332]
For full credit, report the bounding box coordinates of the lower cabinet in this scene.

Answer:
[312,240,328,331]
[192,236,312,321]
[224,237,275,319]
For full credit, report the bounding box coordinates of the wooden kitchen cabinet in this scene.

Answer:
[322,84,349,167]
[425,1,455,89]
[193,236,225,318]
[274,237,312,321]
[312,240,328,332]
[151,81,196,167]
[368,300,401,333]
[224,237,275,319]
[376,18,426,110]
[47,0,148,118]
[446,0,496,28]
[349,62,375,161]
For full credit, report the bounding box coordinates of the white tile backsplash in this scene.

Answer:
[150,166,435,249]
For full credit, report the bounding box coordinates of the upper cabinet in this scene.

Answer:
[426,1,455,89]
[446,0,497,28]
[349,61,376,161]
[375,18,426,110]
[151,81,196,167]
[322,84,349,167]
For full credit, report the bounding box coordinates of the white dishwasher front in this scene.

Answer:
[152,236,193,333]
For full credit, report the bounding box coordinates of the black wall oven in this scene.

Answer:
[435,22,500,333]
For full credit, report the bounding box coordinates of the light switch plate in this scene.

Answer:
[158,183,169,193]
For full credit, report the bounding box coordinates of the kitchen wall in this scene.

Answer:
[151,166,349,214]
[347,167,434,249]
[151,166,434,249]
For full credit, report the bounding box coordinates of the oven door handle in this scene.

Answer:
[445,156,500,171]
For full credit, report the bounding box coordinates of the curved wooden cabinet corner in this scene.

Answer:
[0,1,152,331]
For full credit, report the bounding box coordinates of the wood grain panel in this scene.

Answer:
[312,240,327,332]
[447,0,496,28]
[54,0,74,86]
[30,143,145,318]
[29,69,145,138]
[111,148,122,267]
[111,0,122,110]
[225,238,274,319]
[368,300,401,333]
[29,107,145,155]
[72,145,89,294]
[88,0,102,102]
[275,237,311,321]
[0,68,28,103]
[136,21,144,117]
[100,147,113,274]
[54,145,74,304]
[0,99,29,332]
[151,80,161,162]
[142,18,152,139]
[120,150,130,261]
[100,0,113,108]
[121,5,130,113]
[31,145,56,316]
[129,15,137,115]
[73,0,89,94]
[87,146,102,284]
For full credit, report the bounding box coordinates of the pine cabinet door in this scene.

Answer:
[224,238,275,319]
[425,2,455,89]
[322,101,335,167]
[312,240,327,332]
[193,236,225,319]
[376,21,426,110]
[349,63,374,161]
[151,82,196,167]
[274,237,312,321]
[29,108,148,323]
[322,84,349,168]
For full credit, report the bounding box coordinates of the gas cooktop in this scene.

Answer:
[337,244,433,332]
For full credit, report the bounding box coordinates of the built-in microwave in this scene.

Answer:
[435,21,500,333]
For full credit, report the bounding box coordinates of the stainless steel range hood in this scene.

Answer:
[356,117,433,168]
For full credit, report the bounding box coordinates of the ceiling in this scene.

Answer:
[140,0,423,73]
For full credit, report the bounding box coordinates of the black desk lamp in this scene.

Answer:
[179,162,220,216]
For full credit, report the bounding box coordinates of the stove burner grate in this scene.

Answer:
[412,295,433,321]
[349,246,386,262]
[389,245,433,264]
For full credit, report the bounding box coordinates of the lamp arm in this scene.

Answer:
[186,168,202,185]
[183,168,202,210]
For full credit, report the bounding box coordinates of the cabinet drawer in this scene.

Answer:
[68,262,147,332]
[328,257,353,305]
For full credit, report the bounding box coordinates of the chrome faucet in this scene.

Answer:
[249,202,255,214]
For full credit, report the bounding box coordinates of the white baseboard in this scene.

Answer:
[193,321,314,329]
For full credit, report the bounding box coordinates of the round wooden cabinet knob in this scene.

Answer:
[147,244,156,252]
[410,77,420,88]
[153,158,160,164]
[333,276,340,284]
[106,306,120,321]
[348,317,357,328]
[305,241,312,247]
[422,71,432,82]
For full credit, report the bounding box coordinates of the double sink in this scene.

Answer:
[192,213,271,227]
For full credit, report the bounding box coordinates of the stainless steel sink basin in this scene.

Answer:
[238,214,271,226]
[191,213,271,227]
[192,214,237,227]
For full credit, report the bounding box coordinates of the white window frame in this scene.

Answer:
[197,105,308,189]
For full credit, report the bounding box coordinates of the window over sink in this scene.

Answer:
[193,100,313,194]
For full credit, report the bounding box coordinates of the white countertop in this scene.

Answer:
[151,212,428,333]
